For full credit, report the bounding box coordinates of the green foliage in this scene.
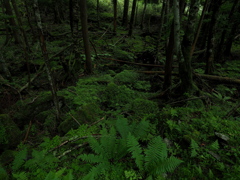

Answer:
[79,118,181,179]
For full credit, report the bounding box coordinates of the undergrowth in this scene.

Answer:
[1,71,240,179]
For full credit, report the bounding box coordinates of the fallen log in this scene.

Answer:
[138,71,240,85]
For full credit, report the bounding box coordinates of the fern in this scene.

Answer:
[209,140,219,150]
[132,120,150,140]
[12,148,27,171]
[145,136,168,171]
[127,133,144,170]
[116,117,131,139]
[144,136,183,178]
[190,139,199,158]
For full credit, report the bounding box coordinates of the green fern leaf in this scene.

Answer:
[127,133,144,170]
[157,156,183,174]
[210,140,219,150]
[190,139,199,157]
[88,136,105,155]
[83,162,111,180]
[79,154,105,163]
[116,117,131,139]
[132,120,150,140]
[12,148,27,171]
[100,127,117,159]
[144,136,167,171]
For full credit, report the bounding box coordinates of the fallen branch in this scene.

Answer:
[102,57,173,67]
[137,70,240,85]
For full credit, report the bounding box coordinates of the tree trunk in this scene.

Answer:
[128,0,137,36]
[155,0,166,54]
[122,0,129,27]
[140,0,148,30]
[33,0,60,124]
[215,0,238,62]
[163,23,174,90]
[205,0,222,74]
[113,0,117,34]
[97,0,100,27]
[11,0,31,87]
[180,0,200,93]
[190,0,209,57]
[79,0,92,74]
[3,0,21,44]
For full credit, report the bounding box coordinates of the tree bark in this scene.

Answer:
[163,23,174,90]
[3,0,21,44]
[33,0,60,124]
[215,0,238,62]
[180,0,200,93]
[79,0,92,74]
[113,0,117,34]
[122,0,129,27]
[190,0,209,57]
[128,0,137,36]
[140,0,148,30]
[205,0,222,74]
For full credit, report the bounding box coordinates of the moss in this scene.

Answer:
[125,98,159,116]
[58,103,102,133]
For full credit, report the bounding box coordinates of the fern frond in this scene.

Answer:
[127,133,144,170]
[88,136,104,155]
[100,127,117,159]
[12,148,27,171]
[210,140,219,150]
[79,154,106,163]
[116,117,131,139]
[144,136,167,171]
[83,162,111,180]
[190,139,199,157]
[132,120,150,140]
[155,156,183,175]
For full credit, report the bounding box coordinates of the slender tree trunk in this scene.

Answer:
[97,0,100,27]
[33,0,60,124]
[140,0,147,30]
[3,0,21,44]
[122,0,129,27]
[11,0,31,88]
[163,23,174,90]
[24,0,35,44]
[79,0,92,74]
[205,0,222,74]
[180,0,200,93]
[215,0,238,62]
[113,0,117,34]
[155,0,166,53]
[224,20,239,57]
[190,0,209,57]
[128,0,137,36]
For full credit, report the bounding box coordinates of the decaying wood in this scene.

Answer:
[102,57,179,68]
[138,70,240,85]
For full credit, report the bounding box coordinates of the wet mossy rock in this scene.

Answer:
[58,103,102,133]
[0,114,22,150]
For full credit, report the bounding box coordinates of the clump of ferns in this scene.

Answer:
[79,118,183,180]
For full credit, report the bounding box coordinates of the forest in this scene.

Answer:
[0,0,240,179]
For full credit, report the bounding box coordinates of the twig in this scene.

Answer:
[224,101,240,118]
[69,113,81,126]
[113,35,126,46]
[23,120,32,144]
[168,96,207,105]
[49,134,101,153]
[57,142,88,159]
[89,117,105,127]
